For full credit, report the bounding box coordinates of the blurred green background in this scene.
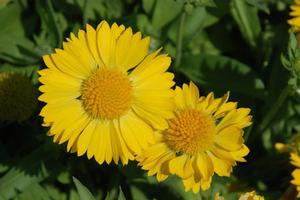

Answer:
[0,0,299,199]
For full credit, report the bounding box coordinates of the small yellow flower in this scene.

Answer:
[275,135,300,153]
[290,153,300,197]
[239,191,264,200]
[137,82,252,192]
[214,192,224,200]
[288,0,300,31]
[39,20,175,165]
[0,72,37,122]
[275,143,294,153]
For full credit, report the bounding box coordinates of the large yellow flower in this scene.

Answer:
[288,0,300,31]
[39,20,175,165]
[138,82,252,192]
[290,153,300,197]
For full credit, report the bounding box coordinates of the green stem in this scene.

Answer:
[257,85,292,133]
[174,11,186,70]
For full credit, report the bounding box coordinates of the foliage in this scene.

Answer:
[0,0,298,199]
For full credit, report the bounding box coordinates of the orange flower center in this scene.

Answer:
[164,109,216,155]
[81,68,132,120]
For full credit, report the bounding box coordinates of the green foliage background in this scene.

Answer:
[0,0,299,199]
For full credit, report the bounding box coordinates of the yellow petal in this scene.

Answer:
[87,120,101,159]
[208,151,233,176]
[94,121,110,164]
[217,108,252,131]
[130,49,171,81]
[215,126,244,151]
[168,154,192,178]
[86,24,104,66]
[193,153,214,182]
[119,110,154,154]
[116,29,150,71]
[132,104,169,130]
[291,153,300,168]
[231,144,249,162]
[77,120,98,156]
[112,120,135,165]
[96,21,116,68]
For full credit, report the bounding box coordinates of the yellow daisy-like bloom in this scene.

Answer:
[290,153,300,197]
[288,0,300,31]
[39,20,175,165]
[138,82,252,193]
[239,191,264,200]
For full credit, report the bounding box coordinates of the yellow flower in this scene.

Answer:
[0,72,37,122]
[39,20,175,165]
[214,192,224,200]
[290,153,300,197]
[137,82,252,192]
[288,0,300,31]
[275,143,293,153]
[275,134,300,154]
[239,191,264,200]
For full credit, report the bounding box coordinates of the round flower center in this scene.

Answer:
[81,68,132,120]
[164,109,216,155]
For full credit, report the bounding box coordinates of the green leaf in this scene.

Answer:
[36,0,67,49]
[143,0,156,13]
[0,2,41,64]
[118,187,126,200]
[73,177,96,200]
[16,183,52,200]
[194,0,216,7]
[179,53,266,99]
[230,0,261,47]
[130,185,149,200]
[246,0,270,14]
[104,187,119,200]
[69,189,81,200]
[0,151,49,199]
[161,176,198,200]
[57,171,71,185]
[152,0,184,29]
[44,185,67,200]
[0,142,8,174]
[168,6,219,44]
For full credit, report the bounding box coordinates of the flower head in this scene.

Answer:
[137,82,252,192]
[288,0,300,31]
[290,153,300,197]
[239,191,264,200]
[0,72,37,122]
[39,20,175,165]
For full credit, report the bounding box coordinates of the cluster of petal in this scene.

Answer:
[39,20,175,165]
[214,192,224,200]
[239,191,264,200]
[288,0,300,31]
[137,82,252,192]
[290,153,300,197]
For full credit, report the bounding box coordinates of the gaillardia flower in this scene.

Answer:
[288,0,300,31]
[0,72,37,122]
[138,82,252,192]
[39,20,175,165]
[290,153,300,197]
